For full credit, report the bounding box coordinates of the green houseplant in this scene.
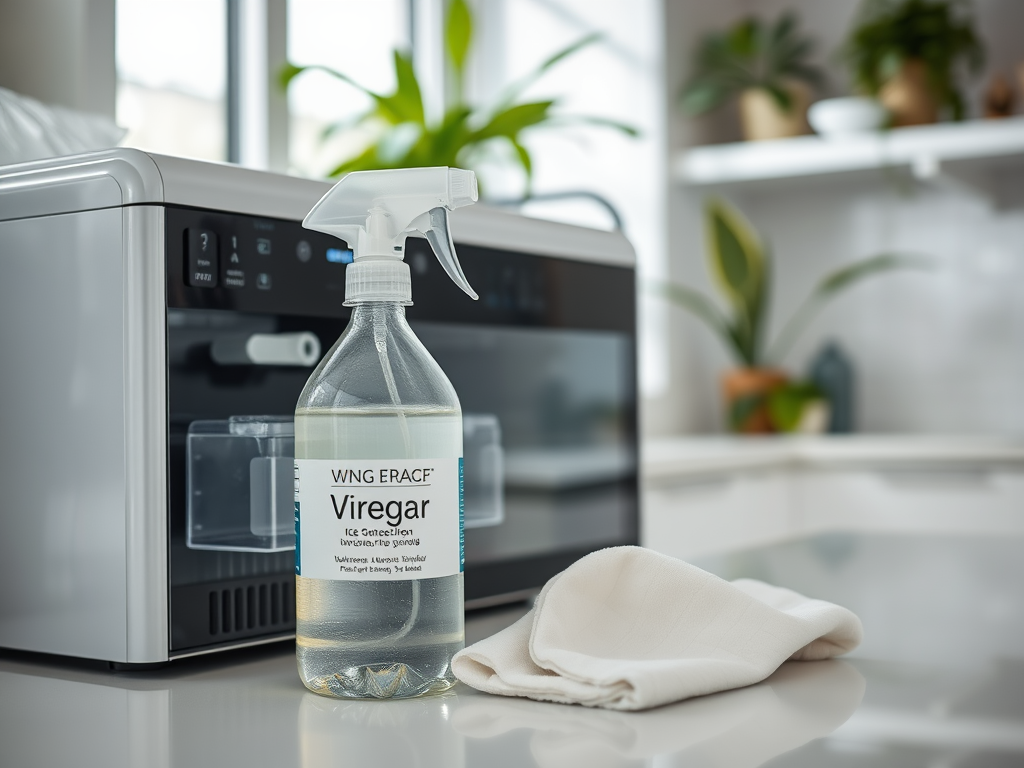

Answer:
[679,11,823,141]
[660,198,921,432]
[844,0,984,125]
[280,0,636,189]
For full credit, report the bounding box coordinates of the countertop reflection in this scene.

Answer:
[0,639,863,768]
[3,533,1024,767]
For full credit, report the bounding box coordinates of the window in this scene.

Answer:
[286,0,410,177]
[471,0,667,394]
[115,0,228,162]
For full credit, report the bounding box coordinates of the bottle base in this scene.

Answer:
[300,661,459,700]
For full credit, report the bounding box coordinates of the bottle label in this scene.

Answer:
[294,458,464,581]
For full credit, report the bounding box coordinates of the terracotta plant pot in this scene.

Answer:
[739,82,811,141]
[879,59,938,126]
[722,368,788,434]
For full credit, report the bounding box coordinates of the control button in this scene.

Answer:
[256,272,272,290]
[296,240,312,263]
[411,251,429,275]
[224,269,245,288]
[187,228,218,287]
[256,238,272,256]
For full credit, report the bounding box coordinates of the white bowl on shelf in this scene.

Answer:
[808,97,889,137]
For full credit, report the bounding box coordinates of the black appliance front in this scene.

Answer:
[164,205,638,654]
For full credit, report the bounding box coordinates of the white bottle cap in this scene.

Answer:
[344,258,412,306]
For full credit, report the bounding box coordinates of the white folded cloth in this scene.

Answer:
[452,546,863,711]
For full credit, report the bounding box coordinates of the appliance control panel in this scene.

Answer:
[167,207,350,318]
[165,206,633,332]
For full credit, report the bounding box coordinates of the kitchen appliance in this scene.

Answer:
[0,149,638,665]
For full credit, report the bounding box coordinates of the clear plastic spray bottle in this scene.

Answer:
[294,167,478,698]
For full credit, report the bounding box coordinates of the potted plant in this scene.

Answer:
[843,0,984,125]
[280,0,636,190]
[659,198,922,433]
[679,11,824,141]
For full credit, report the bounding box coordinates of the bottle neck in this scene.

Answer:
[347,301,409,333]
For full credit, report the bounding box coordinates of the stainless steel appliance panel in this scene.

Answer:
[0,208,128,661]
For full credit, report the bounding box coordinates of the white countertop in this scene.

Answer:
[643,434,1024,479]
[2,534,1023,767]
[0,636,866,768]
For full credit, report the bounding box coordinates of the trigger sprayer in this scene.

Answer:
[292,167,478,700]
[302,166,479,305]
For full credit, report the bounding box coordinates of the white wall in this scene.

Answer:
[0,0,116,117]
[657,0,1024,435]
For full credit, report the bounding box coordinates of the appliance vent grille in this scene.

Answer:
[207,580,293,636]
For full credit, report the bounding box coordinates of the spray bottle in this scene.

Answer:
[293,167,478,699]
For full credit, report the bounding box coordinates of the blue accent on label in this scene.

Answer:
[459,457,464,573]
[294,501,301,575]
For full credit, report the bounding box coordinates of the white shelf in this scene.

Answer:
[675,117,1024,186]
[642,434,1024,479]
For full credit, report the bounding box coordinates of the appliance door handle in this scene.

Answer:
[211,332,322,366]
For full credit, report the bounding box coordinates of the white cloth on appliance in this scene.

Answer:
[0,86,125,165]
[451,546,863,711]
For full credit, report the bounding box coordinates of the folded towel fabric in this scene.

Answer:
[451,546,863,711]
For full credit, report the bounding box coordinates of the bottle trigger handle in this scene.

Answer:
[413,207,478,301]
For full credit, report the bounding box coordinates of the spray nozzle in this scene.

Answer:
[302,167,479,305]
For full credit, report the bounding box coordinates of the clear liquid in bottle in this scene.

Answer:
[294,305,464,699]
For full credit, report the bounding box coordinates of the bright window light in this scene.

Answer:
[287,0,410,178]
[115,0,228,162]
[474,0,667,395]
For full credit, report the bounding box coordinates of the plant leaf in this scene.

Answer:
[472,100,555,141]
[762,82,793,112]
[679,80,732,115]
[329,144,389,176]
[767,381,824,432]
[679,11,822,110]
[765,253,930,364]
[747,245,771,366]
[278,62,306,89]
[654,280,752,366]
[491,33,601,112]
[319,114,371,141]
[704,199,768,365]
[817,253,926,293]
[727,18,759,59]
[376,122,424,164]
[771,11,798,50]
[289,23,639,194]
[445,0,473,77]
[278,61,411,125]
[384,50,425,124]
[543,114,641,137]
[705,199,765,313]
[509,137,534,193]
[278,62,381,97]
[427,106,474,166]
